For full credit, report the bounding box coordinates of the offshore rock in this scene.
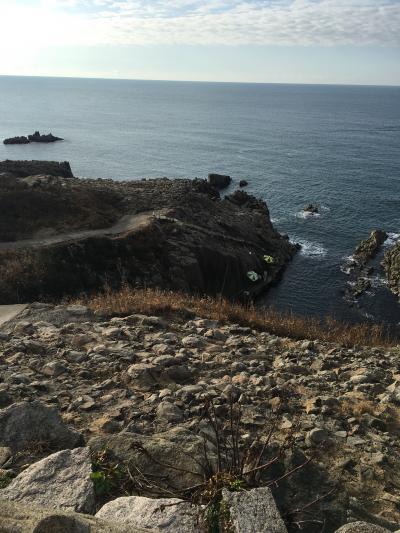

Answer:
[208,173,231,189]
[3,136,30,145]
[353,230,388,268]
[28,131,63,143]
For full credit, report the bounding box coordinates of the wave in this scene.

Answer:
[295,210,320,220]
[291,237,328,258]
[384,232,400,248]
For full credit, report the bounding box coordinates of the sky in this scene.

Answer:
[0,0,399,85]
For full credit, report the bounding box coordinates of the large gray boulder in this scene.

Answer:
[0,447,95,514]
[0,401,82,453]
[334,522,392,532]
[221,487,287,533]
[96,496,201,532]
[89,426,211,493]
[0,499,152,532]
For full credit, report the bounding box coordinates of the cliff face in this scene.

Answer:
[0,163,297,303]
[383,242,400,299]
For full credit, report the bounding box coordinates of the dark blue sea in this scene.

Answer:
[1,76,399,327]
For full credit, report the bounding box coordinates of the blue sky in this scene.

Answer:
[1,0,399,85]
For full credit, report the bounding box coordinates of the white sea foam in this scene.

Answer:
[384,232,400,248]
[291,238,328,258]
[369,275,388,289]
[340,255,356,274]
[295,210,320,220]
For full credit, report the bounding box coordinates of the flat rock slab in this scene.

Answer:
[222,487,287,533]
[334,522,392,532]
[0,401,82,453]
[0,447,95,514]
[0,499,152,533]
[0,304,27,327]
[96,496,201,532]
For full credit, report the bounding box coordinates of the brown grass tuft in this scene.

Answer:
[73,285,396,348]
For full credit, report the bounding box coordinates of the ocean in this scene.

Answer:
[0,75,399,327]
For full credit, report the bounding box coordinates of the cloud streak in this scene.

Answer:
[1,0,400,48]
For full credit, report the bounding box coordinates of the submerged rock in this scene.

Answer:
[239,180,248,187]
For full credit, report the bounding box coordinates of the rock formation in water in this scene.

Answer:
[3,136,30,145]
[208,173,231,189]
[303,203,319,214]
[353,230,388,268]
[3,131,63,145]
[28,131,63,143]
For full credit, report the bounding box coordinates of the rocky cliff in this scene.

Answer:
[0,162,298,303]
[383,242,400,299]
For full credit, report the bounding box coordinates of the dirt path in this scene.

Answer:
[0,304,27,326]
[0,210,168,251]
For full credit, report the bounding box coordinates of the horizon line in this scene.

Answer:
[0,73,399,89]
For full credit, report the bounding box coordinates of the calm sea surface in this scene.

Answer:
[0,76,399,326]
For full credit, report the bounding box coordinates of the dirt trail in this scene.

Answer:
[0,210,169,251]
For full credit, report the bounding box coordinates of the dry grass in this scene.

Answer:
[74,285,396,348]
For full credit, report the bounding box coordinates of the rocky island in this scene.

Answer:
[0,160,298,304]
[3,131,63,145]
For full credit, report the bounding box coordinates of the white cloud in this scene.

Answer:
[0,0,399,49]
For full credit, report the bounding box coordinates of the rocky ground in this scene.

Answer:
[1,303,400,532]
[0,160,297,303]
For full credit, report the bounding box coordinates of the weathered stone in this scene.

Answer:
[0,401,82,452]
[96,496,200,532]
[334,522,392,532]
[221,487,287,533]
[0,447,95,514]
[0,499,150,532]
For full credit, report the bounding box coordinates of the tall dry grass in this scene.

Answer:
[74,285,396,348]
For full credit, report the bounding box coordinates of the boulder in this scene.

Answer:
[28,131,63,143]
[0,447,95,514]
[96,496,200,532]
[239,180,248,187]
[208,173,231,189]
[3,136,30,145]
[221,487,287,533]
[0,401,82,453]
[89,426,212,493]
[0,499,151,532]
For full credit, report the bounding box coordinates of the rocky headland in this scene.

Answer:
[0,301,400,532]
[0,160,298,304]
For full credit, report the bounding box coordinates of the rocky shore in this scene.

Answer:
[0,303,400,532]
[0,160,298,304]
[383,243,400,300]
